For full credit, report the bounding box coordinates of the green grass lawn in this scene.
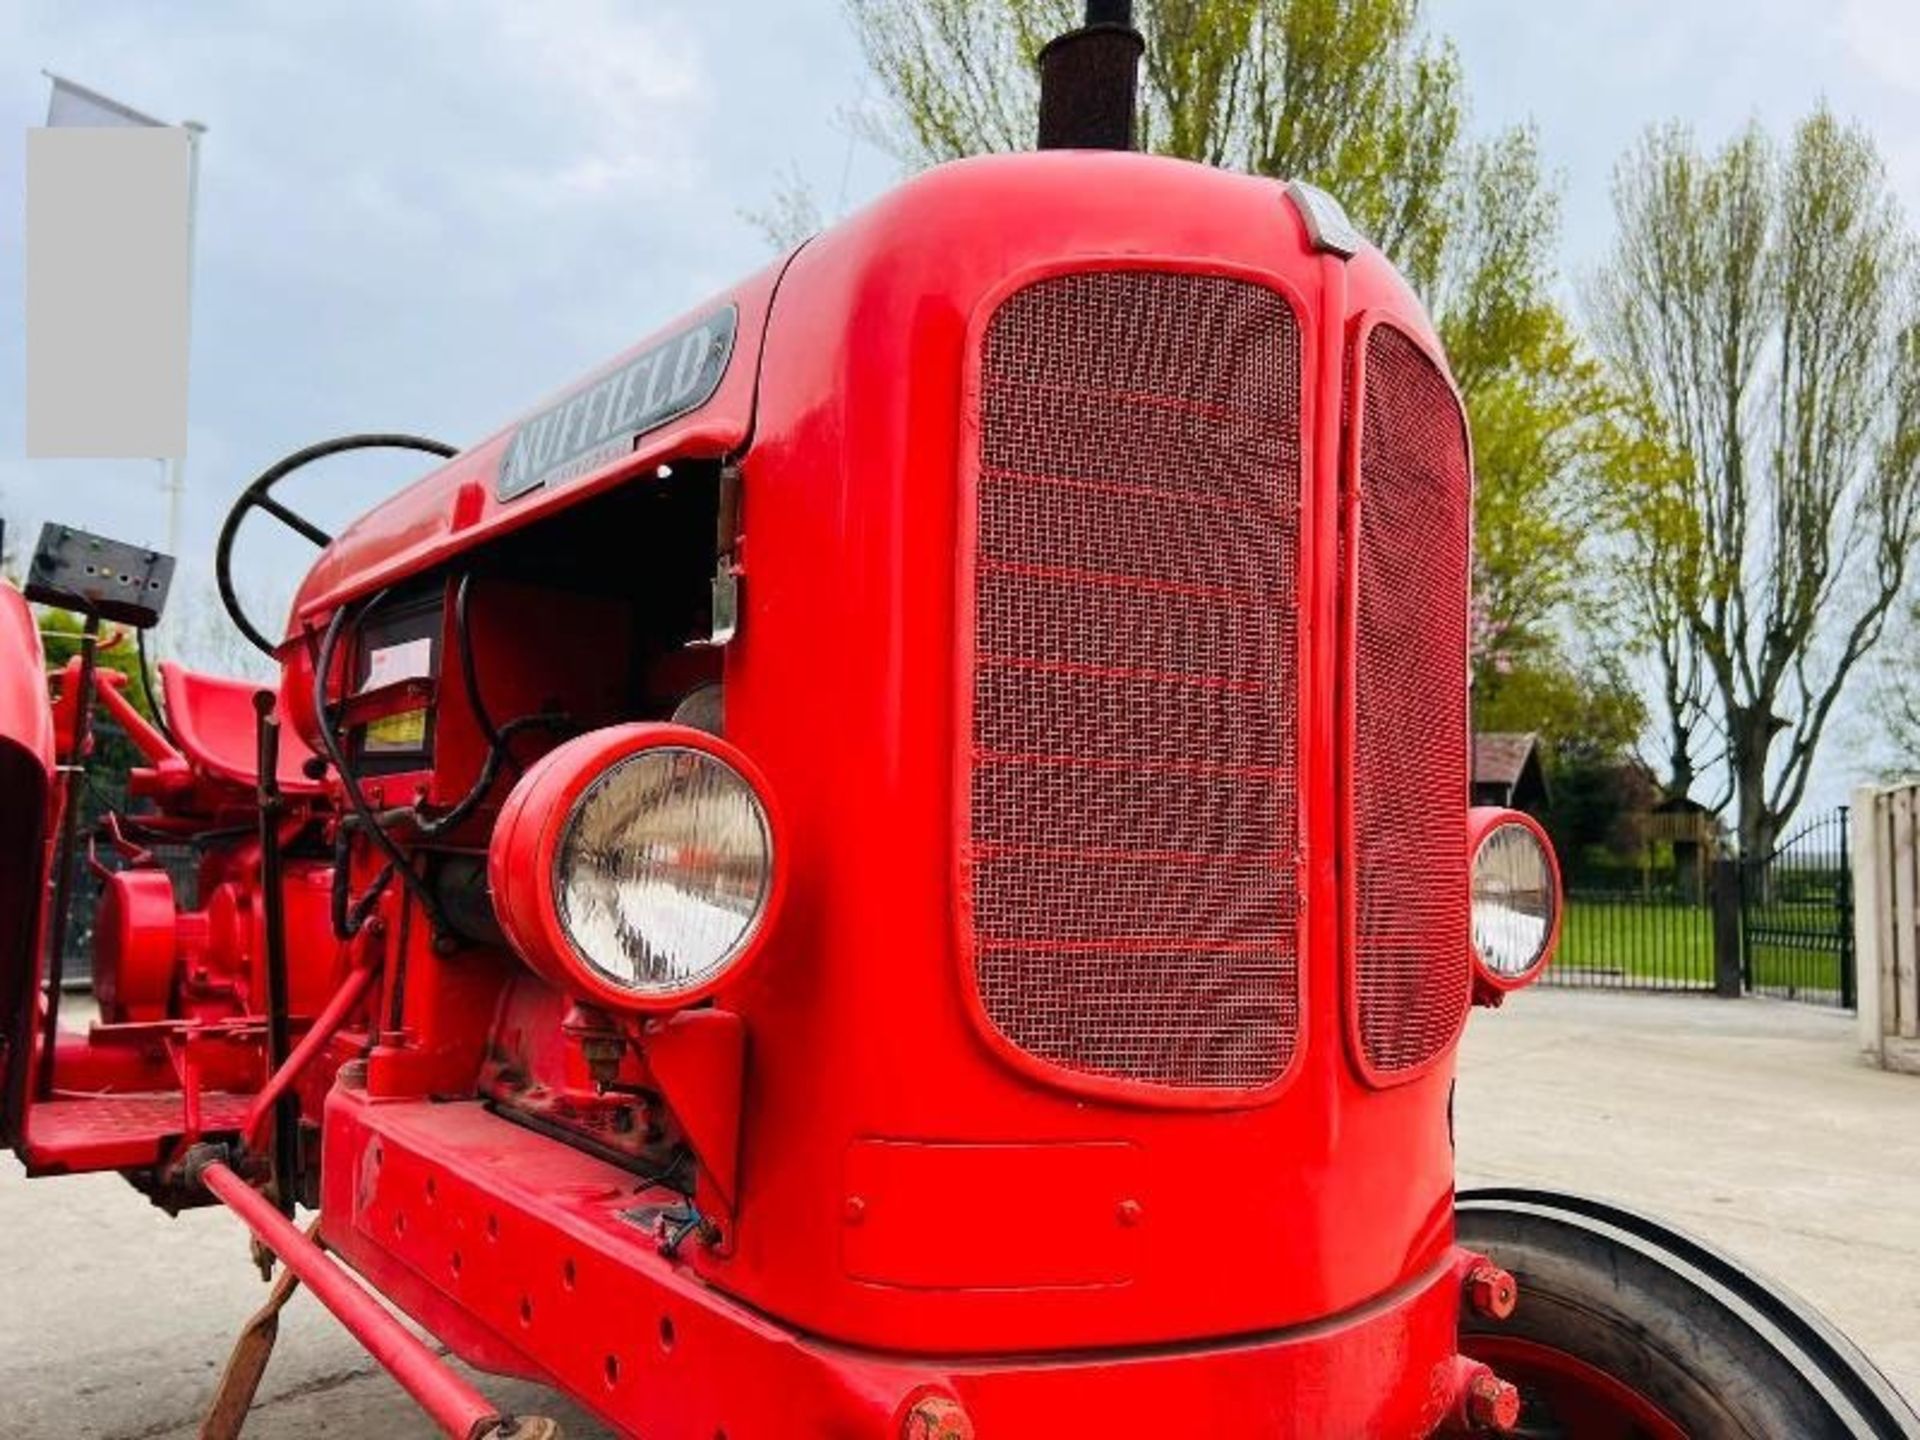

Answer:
[1744,895,1849,997]
[1554,896,1713,984]
[1547,893,1848,996]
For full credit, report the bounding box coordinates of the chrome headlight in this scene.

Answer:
[492,724,782,1010]
[557,747,771,995]
[1469,811,1559,986]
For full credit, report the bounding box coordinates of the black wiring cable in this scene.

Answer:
[134,627,177,747]
[312,595,452,938]
[331,825,396,941]
[451,573,521,778]
[410,711,570,839]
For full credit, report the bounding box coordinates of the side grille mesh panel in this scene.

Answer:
[966,270,1301,1091]
[1352,325,1472,1074]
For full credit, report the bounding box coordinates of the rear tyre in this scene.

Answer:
[1456,1189,1919,1439]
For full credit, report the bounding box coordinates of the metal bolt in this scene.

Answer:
[1116,1198,1144,1227]
[1467,1374,1521,1433]
[843,1195,866,1225]
[1465,1262,1518,1320]
[901,1393,975,1440]
[579,1034,624,1088]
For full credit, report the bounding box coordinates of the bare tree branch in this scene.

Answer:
[1592,107,1920,857]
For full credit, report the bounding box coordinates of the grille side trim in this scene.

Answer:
[1341,317,1474,1086]
[955,260,1311,1107]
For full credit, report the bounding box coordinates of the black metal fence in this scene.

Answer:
[1545,876,1720,995]
[1540,806,1855,1008]
[1741,809,1853,1007]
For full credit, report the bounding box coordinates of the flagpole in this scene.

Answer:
[163,119,205,562]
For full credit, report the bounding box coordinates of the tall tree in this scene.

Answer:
[1868,600,1920,779]
[1443,130,1620,683]
[1590,110,1920,859]
[1586,398,1716,805]
[38,610,156,721]
[840,0,1604,676]
[848,0,1465,285]
[1472,645,1648,871]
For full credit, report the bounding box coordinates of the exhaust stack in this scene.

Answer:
[1037,1,1144,151]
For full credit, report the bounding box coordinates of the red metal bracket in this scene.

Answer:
[243,957,380,1150]
[197,1157,531,1440]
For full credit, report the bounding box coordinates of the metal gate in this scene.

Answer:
[1542,874,1719,994]
[1541,806,1857,1007]
[1742,808,1854,1008]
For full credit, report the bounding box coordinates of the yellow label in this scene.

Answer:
[364,708,428,754]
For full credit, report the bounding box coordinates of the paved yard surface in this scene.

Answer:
[1,987,1913,1434]
[1457,987,1920,1406]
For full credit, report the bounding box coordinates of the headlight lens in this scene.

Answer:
[555,746,773,998]
[1471,821,1556,978]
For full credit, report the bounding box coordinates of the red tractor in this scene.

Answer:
[2,8,1913,1436]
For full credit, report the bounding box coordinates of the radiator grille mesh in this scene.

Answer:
[1352,325,1472,1074]
[966,270,1301,1091]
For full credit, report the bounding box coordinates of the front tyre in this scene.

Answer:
[1456,1189,1919,1439]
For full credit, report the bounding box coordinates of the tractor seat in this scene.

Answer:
[159,662,325,795]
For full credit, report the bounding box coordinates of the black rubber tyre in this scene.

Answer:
[1457,1189,1919,1439]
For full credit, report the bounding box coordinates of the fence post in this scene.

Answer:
[1838,805,1856,1011]
[1710,858,1743,998]
[1897,791,1920,1050]
[1852,786,1885,1059]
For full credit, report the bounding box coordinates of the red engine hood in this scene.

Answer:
[284,256,790,640]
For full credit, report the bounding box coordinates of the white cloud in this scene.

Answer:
[1,0,865,600]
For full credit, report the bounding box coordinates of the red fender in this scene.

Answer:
[0,585,56,1146]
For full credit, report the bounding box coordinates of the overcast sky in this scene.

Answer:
[2,0,1915,800]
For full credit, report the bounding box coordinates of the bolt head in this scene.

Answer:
[1465,1262,1518,1320]
[1468,1374,1521,1433]
[901,1393,974,1440]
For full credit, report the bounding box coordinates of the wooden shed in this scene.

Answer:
[1472,731,1549,815]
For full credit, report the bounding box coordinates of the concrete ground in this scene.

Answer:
[1456,986,1920,1407]
[1,987,1913,1435]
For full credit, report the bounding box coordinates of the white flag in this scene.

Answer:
[45,73,166,129]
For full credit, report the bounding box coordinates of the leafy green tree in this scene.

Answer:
[847,0,1464,286]
[1446,131,1620,680]
[38,610,158,892]
[741,162,827,253]
[1868,601,1920,779]
[1589,109,1920,859]
[1473,646,1648,872]
[39,608,156,722]
[1590,400,1714,807]
[835,0,1609,683]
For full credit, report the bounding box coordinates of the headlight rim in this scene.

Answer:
[490,721,786,1014]
[1466,805,1562,992]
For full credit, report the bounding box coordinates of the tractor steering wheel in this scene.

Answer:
[215,433,457,656]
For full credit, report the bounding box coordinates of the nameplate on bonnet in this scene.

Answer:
[496,305,738,501]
